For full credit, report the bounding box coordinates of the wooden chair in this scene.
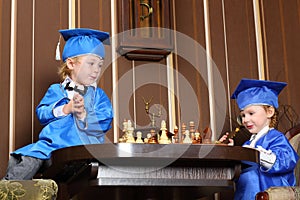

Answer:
[255,124,300,200]
[0,179,58,200]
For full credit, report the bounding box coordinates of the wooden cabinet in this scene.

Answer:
[117,0,173,61]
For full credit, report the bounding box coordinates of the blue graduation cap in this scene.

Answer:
[231,78,287,110]
[57,28,110,62]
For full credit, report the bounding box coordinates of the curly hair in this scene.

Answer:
[263,105,278,128]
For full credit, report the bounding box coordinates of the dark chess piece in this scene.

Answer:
[192,131,202,144]
[218,126,251,146]
[148,129,158,144]
[202,127,212,144]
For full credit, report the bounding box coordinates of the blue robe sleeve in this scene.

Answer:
[257,130,299,174]
[36,84,69,125]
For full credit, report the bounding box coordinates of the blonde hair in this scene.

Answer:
[263,105,278,128]
[58,57,81,81]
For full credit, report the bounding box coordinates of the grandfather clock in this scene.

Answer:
[117,0,173,61]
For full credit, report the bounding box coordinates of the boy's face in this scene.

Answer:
[68,55,103,86]
[240,105,274,134]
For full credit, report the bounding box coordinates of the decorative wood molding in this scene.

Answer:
[117,0,173,61]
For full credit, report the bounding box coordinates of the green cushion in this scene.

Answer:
[0,179,58,200]
[263,186,300,200]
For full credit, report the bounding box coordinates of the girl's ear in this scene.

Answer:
[267,106,275,118]
[66,58,74,70]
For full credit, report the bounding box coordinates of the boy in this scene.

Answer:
[3,28,114,180]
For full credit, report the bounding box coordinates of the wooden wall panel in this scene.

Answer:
[209,0,231,134]
[133,60,169,129]
[209,0,259,135]
[34,0,68,140]
[0,0,11,177]
[78,0,114,141]
[262,0,300,131]
[174,0,210,134]
[15,0,34,150]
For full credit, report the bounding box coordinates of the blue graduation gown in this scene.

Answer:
[12,83,113,160]
[234,129,299,200]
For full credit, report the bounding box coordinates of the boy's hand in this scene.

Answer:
[63,93,86,119]
[72,93,86,119]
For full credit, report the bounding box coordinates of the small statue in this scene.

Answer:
[142,96,161,127]
[142,96,153,114]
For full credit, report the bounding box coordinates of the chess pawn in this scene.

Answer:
[158,120,171,144]
[144,133,152,143]
[183,130,192,144]
[135,131,144,143]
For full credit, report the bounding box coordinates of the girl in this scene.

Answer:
[220,78,299,200]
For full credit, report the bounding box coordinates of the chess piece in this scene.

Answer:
[135,131,144,143]
[158,120,171,144]
[126,120,136,143]
[192,131,202,144]
[202,127,212,144]
[182,130,192,144]
[223,127,240,144]
[181,123,186,143]
[172,126,179,143]
[148,129,158,144]
[189,121,195,141]
[144,133,152,143]
[119,119,128,143]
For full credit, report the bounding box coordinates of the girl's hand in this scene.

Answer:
[219,132,229,142]
[218,132,234,146]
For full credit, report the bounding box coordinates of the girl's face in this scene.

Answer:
[67,55,103,86]
[240,105,274,134]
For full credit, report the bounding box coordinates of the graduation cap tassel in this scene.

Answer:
[55,36,61,61]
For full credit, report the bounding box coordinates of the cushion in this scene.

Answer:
[262,187,300,200]
[289,133,300,186]
[0,179,58,200]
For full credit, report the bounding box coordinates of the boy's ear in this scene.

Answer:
[66,58,74,69]
[267,106,275,118]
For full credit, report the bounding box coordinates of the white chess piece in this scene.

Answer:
[119,119,128,143]
[126,120,135,143]
[135,131,144,143]
[159,120,171,144]
[183,130,192,144]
